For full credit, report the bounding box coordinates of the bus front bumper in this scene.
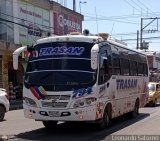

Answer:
[23,104,99,121]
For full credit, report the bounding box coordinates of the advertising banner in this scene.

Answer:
[53,12,82,35]
[18,0,50,46]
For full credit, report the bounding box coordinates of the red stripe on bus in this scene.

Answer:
[30,87,41,100]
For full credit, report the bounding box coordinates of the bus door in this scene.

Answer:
[98,45,113,110]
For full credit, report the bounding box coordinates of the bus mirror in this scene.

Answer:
[91,44,99,70]
[13,46,27,70]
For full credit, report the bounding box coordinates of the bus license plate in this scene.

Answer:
[48,111,60,117]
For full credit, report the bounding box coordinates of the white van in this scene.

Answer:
[0,88,10,121]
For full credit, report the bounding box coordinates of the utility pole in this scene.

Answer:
[140,18,143,49]
[73,0,76,11]
[137,30,139,49]
[140,17,159,49]
[79,1,87,14]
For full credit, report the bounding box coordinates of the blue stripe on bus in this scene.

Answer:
[26,70,95,74]
[29,57,91,62]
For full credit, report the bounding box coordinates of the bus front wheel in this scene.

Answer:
[42,121,58,129]
[96,105,111,129]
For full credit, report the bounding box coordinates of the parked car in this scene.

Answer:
[147,82,160,106]
[0,88,10,121]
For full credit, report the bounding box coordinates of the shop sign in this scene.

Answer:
[54,13,82,35]
[18,0,50,46]
[58,15,81,30]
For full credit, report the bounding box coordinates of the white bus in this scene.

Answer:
[13,30,149,129]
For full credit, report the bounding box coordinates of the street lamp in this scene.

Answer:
[79,1,87,14]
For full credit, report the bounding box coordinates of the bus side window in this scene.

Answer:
[120,58,129,75]
[130,61,138,76]
[107,47,112,75]
[112,52,120,75]
[143,63,148,76]
[137,62,144,76]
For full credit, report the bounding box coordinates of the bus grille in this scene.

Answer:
[42,101,68,108]
[44,95,70,100]
[41,94,71,108]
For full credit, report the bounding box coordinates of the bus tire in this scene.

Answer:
[97,104,111,130]
[0,105,5,121]
[131,99,139,118]
[42,121,58,129]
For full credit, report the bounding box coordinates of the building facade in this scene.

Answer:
[0,0,83,104]
[139,50,160,82]
[146,51,160,82]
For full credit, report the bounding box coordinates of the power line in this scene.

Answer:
[1,4,159,31]
[122,36,160,41]
[84,15,159,29]
[123,0,142,14]
[129,0,144,11]
[0,16,54,37]
[123,0,158,17]
[83,11,160,20]
[0,11,53,31]
[0,10,156,39]
[1,7,159,43]
[112,30,160,37]
[84,13,142,20]
[136,0,154,13]
[84,15,140,25]
[83,10,160,24]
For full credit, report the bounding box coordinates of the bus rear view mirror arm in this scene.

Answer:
[13,46,27,70]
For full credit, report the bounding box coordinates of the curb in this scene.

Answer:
[9,106,23,111]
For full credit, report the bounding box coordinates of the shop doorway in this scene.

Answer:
[8,61,24,101]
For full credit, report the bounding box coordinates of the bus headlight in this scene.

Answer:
[73,100,85,108]
[73,97,97,108]
[23,97,37,107]
[86,97,97,105]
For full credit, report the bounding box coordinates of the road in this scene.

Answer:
[1,105,160,141]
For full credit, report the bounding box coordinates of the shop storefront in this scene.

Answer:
[1,51,24,104]
[8,60,24,101]
[5,0,50,104]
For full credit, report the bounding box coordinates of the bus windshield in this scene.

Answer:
[24,42,97,91]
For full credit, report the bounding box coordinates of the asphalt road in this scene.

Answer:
[1,105,160,141]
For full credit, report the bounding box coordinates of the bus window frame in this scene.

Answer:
[98,44,112,85]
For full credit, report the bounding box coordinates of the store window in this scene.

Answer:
[0,0,14,42]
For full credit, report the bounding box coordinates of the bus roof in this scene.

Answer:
[36,34,146,57]
[36,34,103,44]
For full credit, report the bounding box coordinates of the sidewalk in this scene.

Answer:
[9,100,23,110]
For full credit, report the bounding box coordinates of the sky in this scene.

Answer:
[55,0,160,51]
